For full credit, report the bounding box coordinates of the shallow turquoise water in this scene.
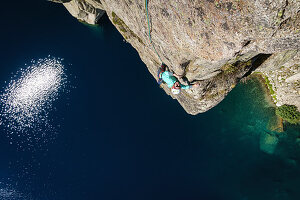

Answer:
[209,78,300,199]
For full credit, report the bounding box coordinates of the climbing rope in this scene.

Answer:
[145,0,163,63]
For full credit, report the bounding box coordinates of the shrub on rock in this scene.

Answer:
[275,105,300,124]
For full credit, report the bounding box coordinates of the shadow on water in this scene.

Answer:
[72,14,115,40]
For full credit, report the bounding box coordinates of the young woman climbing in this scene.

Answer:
[157,64,199,95]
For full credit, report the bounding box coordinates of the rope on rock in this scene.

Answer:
[145,0,163,64]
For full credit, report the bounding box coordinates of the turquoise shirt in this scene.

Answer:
[161,72,191,89]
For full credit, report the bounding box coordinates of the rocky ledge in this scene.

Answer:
[51,0,105,24]
[53,0,300,114]
[255,50,300,109]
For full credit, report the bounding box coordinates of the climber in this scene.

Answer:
[157,64,199,95]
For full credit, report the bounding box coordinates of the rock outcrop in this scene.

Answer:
[255,50,300,109]
[51,0,105,24]
[55,0,300,114]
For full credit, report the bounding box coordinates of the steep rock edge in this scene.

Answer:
[255,50,300,109]
[56,0,300,114]
[51,0,105,24]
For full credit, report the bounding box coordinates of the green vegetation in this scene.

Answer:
[263,75,278,102]
[221,63,236,73]
[220,60,251,74]
[276,105,300,124]
[279,66,285,69]
[111,12,127,33]
[264,76,275,95]
[111,12,144,44]
[250,73,278,103]
[277,10,284,18]
[239,60,252,69]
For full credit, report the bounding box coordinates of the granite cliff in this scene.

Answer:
[52,0,300,114]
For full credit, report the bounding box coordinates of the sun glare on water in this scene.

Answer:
[0,57,68,150]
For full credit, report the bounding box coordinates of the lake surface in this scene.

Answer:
[0,1,299,200]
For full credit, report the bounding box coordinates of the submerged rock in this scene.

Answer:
[55,0,300,114]
[260,132,279,154]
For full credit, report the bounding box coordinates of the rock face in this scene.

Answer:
[62,0,105,24]
[255,50,300,110]
[57,0,300,114]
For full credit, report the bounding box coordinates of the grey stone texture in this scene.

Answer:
[58,0,300,114]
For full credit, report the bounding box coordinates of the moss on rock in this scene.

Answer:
[263,75,278,102]
[111,12,144,45]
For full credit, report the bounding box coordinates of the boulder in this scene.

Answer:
[63,0,105,24]
[260,132,279,154]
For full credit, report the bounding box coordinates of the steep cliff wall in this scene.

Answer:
[55,0,300,114]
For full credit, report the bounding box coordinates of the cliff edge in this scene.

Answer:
[53,0,300,114]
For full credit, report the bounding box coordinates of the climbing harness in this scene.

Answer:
[145,0,163,63]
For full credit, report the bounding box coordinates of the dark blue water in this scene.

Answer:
[0,1,299,200]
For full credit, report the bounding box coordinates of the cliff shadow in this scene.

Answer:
[242,54,272,78]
